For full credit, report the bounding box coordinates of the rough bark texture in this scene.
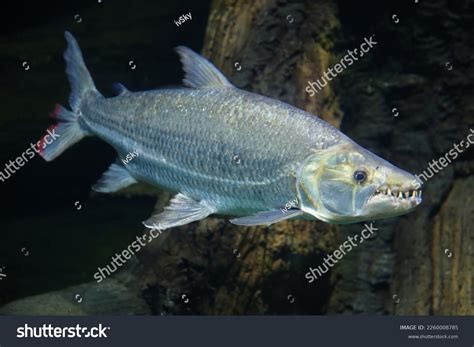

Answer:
[328,0,474,315]
[432,177,474,315]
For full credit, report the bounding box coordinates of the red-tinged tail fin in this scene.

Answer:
[39,105,85,161]
[39,31,102,161]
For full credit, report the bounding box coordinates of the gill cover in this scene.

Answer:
[296,146,385,223]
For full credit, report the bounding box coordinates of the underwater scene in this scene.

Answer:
[0,0,473,315]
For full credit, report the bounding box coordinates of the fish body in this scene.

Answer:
[81,86,343,215]
[39,32,422,230]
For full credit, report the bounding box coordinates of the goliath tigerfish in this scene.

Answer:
[39,32,422,229]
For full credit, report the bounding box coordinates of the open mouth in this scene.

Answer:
[372,185,422,206]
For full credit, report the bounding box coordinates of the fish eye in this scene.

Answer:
[353,170,367,184]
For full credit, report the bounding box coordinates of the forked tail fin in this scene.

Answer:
[39,31,101,161]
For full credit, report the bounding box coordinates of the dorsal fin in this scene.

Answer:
[175,46,233,89]
[112,83,130,96]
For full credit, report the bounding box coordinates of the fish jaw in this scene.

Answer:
[362,158,422,220]
[295,142,422,224]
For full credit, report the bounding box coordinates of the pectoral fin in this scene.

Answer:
[230,209,303,226]
[143,193,215,230]
[92,162,137,193]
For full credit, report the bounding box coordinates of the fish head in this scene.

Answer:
[296,142,422,224]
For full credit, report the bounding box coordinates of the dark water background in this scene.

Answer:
[0,0,210,307]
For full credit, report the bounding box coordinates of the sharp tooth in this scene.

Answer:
[411,191,415,198]
[414,191,418,197]
[398,192,402,199]
[388,188,392,196]
[419,191,422,198]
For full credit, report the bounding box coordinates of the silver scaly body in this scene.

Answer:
[39,32,422,230]
[80,87,345,215]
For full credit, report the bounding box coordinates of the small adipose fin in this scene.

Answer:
[174,46,233,89]
[92,162,138,193]
[230,209,304,226]
[112,82,130,96]
[143,193,216,230]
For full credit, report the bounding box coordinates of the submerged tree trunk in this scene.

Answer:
[326,0,474,315]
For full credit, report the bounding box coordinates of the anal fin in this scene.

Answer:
[143,193,215,230]
[230,209,303,226]
[92,162,138,193]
